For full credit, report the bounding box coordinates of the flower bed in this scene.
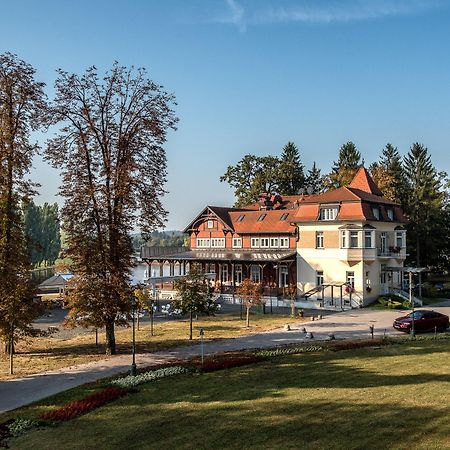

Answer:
[256,345,324,358]
[40,386,130,422]
[196,353,264,373]
[111,365,189,388]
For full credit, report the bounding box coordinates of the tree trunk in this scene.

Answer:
[189,310,193,340]
[291,299,296,317]
[246,306,250,328]
[105,320,116,355]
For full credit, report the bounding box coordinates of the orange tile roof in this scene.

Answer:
[229,210,295,234]
[349,166,384,196]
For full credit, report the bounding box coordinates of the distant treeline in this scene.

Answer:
[133,230,187,252]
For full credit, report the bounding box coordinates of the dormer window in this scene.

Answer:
[257,214,267,222]
[319,207,338,221]
[237,214,245,222]
[372,207,380,220]
[386,209,392,220]
[280,213,289,221]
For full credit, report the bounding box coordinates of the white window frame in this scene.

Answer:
[251,237,260,248]
[316,231,324,249]
[279,237,289,248]
[270,237,279,248]
[395,231,405,248]
[207,220,214,229]
[232,237,242,248]
[364,231,374,248]
[250,265,261,282]
[387,209,394,220]
[319,207,338,221]
[234,264,242,284]
[221,265,228,283]
[346,271,355,288]
[340,231,347,248]
[349,231,359,248]
[316,270,324,286]
[372,207,380,220]
[211,238,225,248]
[260,237,270,248]
[280,266,289,287]
[196,238,210,248]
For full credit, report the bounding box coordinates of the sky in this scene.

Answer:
[1,0,450,230]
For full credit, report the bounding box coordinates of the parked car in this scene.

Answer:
[393,310,449,333]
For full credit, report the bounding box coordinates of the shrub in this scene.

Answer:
[40,387,129,422]
[111,365,189,388]
[256,345,324,358]
[7,418,40,437]
[198,354,263,372]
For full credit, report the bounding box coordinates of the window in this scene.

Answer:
[250,265,261,282]
[372,207,380,220]
[221,265,228,283]
[257,214,267,222]
[280,213,289,221]
[280,266,289,287]
[251,237,259,248]
[211,238,225,248]
[270,237,279,248]
[208,263,215,273]
[346,271,355,288]
[207,220,214,229]
[234,264,242,284]
[395,231,404,248]
[319,207,338,221]
[341,231,347,248]
[232,237,242,248]
[364,231,373,248]
[260,237,270,248]
[237,214,245,222]
[316,231,324,249]
[316,270,324,286]
[387,209,394,220]
[280,237,289,248]
[349,231,359,248]
[196,238,210,248]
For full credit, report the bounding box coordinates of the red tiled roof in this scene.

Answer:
[229,210,295,234]
[348,166,384,196]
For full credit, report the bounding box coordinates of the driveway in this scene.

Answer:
[1,304,449,414]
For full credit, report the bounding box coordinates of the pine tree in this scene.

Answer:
[305,162,325,194]
[326,141,361,189]
[0,53,47,370]
[403,143,444,268]
[277,142,305,195]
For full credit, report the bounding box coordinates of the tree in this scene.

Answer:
[220,154,281,207]
[236,278,263,327]
[370,144,406,203]
[0,53,47,372]
[326,141,361,189]
[24,201,61,266]
[173,266,217,340]
[277,142,305,195]
[305,162,325,194]
[134,287,154,333]
[46,63,177,355]
[403,143,445,269]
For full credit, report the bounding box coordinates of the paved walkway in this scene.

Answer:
[1,303,449,414]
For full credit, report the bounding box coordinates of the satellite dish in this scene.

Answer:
[306,186,314,195]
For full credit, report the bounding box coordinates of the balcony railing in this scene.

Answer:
[377,247,406,258]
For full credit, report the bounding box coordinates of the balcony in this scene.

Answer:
[377,247,407,259]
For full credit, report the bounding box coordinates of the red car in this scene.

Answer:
[393,310,449,333]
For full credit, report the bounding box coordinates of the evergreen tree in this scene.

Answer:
[403,143,445,268]
[326,141,361,189]
[0,53,46,369]
[305,162,325,194]
[370,144,406,203]
[277,142,305,195]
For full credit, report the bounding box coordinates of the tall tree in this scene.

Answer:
[0,53,46,370]
[326,141,361,189]
[370,144,406,203]
[173,266,217,340]
[277,142,305,195]
[24,201,61,266]
[46,64,177,355]
[403,143,445,268]
[220,154,281,207]
[305,162,325,194]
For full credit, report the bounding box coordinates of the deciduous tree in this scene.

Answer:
[173,266,217,340]
[236,278,263,327]
[46,63,177,355]
[0,53,47,372]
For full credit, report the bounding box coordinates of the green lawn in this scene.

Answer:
[9,340,450,450]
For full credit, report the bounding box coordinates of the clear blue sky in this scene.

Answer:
[1,0,450,230]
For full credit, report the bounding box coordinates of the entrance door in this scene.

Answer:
[380,232,387,254]
[380,265,389,294]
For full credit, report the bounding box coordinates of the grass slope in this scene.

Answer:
[10,340,450,450]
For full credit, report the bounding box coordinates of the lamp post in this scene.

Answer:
[130,295,137,376]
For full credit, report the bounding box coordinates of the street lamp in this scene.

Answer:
[404,267,427,338]
[130,295,137,376]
